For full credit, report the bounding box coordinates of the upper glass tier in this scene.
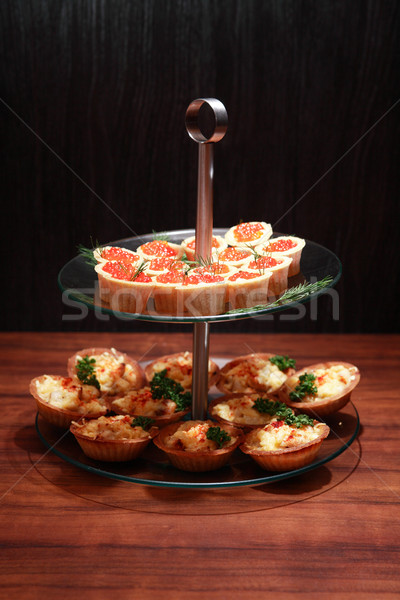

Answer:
[58,228,342,323]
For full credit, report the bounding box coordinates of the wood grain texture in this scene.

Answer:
[1,0,399,332]
[0,332,399,599]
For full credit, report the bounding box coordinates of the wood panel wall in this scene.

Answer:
[1,0,399,333]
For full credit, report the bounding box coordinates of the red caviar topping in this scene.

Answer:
[102,262,152,282]
[100,247,140,262]
[194,264,230,276]
[265,239,297,252]
[186,237,220,250]
[233,222,265,242]
[149,257,174,270]
[156,271,185,284]
[229,271,260,282]
[140,241,178,257]
[218,247,252,262]
[248,257,280,269]
[168,260,187,272]
[182,274,202,285]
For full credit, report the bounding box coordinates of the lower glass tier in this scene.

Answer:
[35,401,359,490]
[58,228,342,323]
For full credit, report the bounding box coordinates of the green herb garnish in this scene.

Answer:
[77,238,103,267]
[130,262,148,281]
[284,413,315,428]
[269,354,296,371]
[226,276,333,314]
[150,369,192,412]
[76,355,100,390]
[117,261,148,281]
[206,426,231,449]
[131,416,155,431]
[253,397,293,418]
[253,397,314,428]
[152,230,170,242]
[289,372,318,402]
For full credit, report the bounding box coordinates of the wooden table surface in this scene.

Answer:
[0,332,399,599]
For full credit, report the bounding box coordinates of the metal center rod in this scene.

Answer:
[185,98,228,421]
[192,143,214,420]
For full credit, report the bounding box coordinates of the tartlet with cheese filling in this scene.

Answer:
[224,221,273,248]
[110,386,190,427]
[70,414,158,462]
[216,353,296,396]
[144,351,220,391]
[153,420,244,472]
[279,361,360,418]
[209,394,295,431]
[95,261,154,313]
[255,235,305,277]
[240,417,330,471]
[67,347,145,396]
[30,375,108,428]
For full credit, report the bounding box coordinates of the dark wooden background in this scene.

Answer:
[1,0,399,334]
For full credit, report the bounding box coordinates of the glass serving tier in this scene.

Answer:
[35,400,359,490]
[58,228,342,323]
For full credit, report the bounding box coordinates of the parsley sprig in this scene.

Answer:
[76,355,100,390]
[206,426,231,449]
[150,369,192,412]
[289,372,318,402]
[269,354,296,371]
[253,397,314,428]
[131,416,155,431]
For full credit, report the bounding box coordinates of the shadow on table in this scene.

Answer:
[10,409,361,516]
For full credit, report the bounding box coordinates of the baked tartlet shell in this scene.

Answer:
[278,361,360,418]
[208,393,283,432]
[70,422,159,462]
[95,263,154,313]
[110,394,190,428]
[67,347,146,393]
[144,352,220,390]
[240,422,330,471]
[216,353,295,396]
[153,421,244,472]
[30,376,106,429]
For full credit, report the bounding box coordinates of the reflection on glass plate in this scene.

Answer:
[35,401,359,491]
[58,229,342,323]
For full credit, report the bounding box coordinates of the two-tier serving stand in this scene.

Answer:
[49,99,359,489]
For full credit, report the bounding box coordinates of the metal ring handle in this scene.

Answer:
[185,98,228,143]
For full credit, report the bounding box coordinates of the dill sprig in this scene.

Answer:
[130,262,148,281]
[226,276,334,314]
[152,230,170,242]
[118,261,148,281]
[77,238,103,267]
